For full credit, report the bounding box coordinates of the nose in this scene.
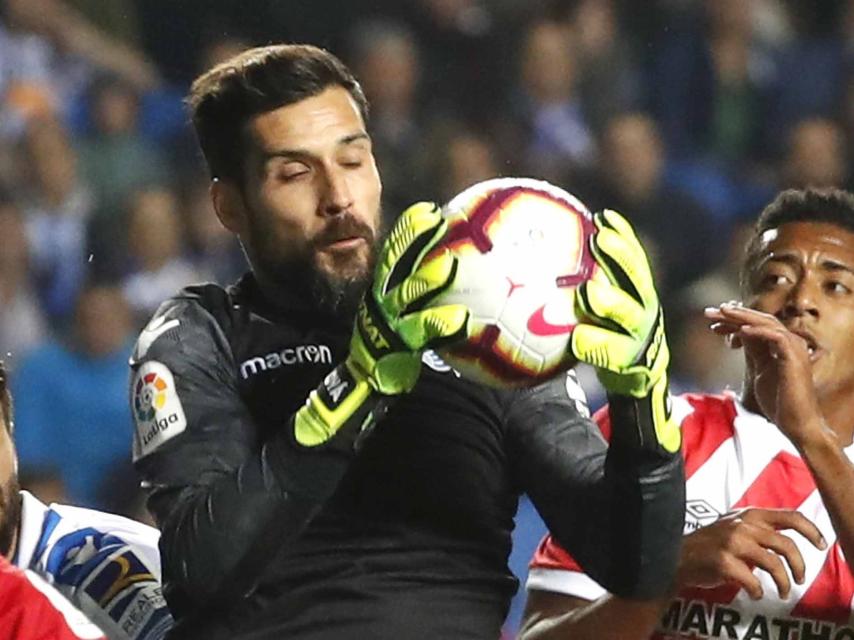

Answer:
[320,166,353,217]
[780,277,819,320]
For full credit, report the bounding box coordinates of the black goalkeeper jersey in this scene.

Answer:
[130,273,684,640]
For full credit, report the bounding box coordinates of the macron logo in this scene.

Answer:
[240,344,333,379]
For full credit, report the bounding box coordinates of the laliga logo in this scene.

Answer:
[134,372,179,444]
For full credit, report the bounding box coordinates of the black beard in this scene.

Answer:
[305,261,372,320]
[0,475,21,558]
[249,212,383,322]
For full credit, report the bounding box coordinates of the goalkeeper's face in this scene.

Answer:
[218,86,383,313]
[745,221,854,399]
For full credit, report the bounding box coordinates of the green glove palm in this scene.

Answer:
[347,201,470,395]
[294,202,469,449]
[570,210,680,453]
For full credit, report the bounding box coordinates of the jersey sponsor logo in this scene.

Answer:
[239,344,332,379]
[659,597,854,640]
[684,499,721,533]
[132,361,187,460]
[43,527,170,636]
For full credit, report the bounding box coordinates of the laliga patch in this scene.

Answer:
[132,361,187,460]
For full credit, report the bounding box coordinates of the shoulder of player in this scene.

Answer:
[47,503,160,546]
[131,283,239,368]
[674,392,738,432]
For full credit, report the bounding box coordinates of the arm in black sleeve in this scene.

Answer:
[507,372,684,599]
[130,296,380,614]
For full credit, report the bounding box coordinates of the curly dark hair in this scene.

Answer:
[740,187,854,294]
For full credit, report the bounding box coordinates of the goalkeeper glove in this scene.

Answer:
[294,202,470,448]
[570,209,680,454]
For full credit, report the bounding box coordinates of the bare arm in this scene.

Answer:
[6,0,160,90]
[709,304,853,566]
[519,590,667,640]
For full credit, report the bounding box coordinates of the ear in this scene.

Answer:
[211,178,246,235]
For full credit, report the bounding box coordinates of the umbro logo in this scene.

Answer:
[684,499,721,532]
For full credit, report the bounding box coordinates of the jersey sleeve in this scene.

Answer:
[30,506,173,640]
[507,373,685,599]
[526,534,607,601]
[130,292,358,615]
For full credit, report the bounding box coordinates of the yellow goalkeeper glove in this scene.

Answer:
[294,202,470,448]
[571,209,680,454]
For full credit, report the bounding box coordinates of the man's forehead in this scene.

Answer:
[758,221,854,266]
[247,88,366,153]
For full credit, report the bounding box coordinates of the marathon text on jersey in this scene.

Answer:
[660,597,854,640]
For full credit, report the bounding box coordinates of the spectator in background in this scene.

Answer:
[577,112,716,300]
[181,178,245,286]
[562,0,640,135]
[768,1,846,143]
[17,117,93,327]
[0,197,46,369]
[653,0,777,165]
[349,20,432,222]
[503,18,596,183]
[0,359,172,638]
[121,187,200,324]
[12,283,135,508]
[431,124,503,202]
[782,117,850,190]
[670,275,745,395]
[78,74,168,213]
[0,0,160,142]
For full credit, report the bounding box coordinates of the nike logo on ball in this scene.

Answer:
[527,305,575,336]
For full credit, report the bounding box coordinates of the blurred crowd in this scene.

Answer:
[1,0,853,610]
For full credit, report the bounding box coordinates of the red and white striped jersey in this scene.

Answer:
[0,555,105,639]
[528,392,854,640]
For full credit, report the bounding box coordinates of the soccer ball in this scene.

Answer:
[426,177,597,388]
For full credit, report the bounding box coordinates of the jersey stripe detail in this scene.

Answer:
[790,543,854,625]
[731,451,816,511]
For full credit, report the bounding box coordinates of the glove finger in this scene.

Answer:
[392,250,458,313]
[598,209,639,240]
[397,304,470,350]
[592,212,656,307]
[570,323,639,371]
[576,279,647,339]
[378,202,446,300]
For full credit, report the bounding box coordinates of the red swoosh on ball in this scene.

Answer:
[527,305,575,336]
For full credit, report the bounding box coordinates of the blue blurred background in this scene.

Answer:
[3,0,852,634]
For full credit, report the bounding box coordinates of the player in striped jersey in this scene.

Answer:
[521,187,854,640]
[0,361,173,639]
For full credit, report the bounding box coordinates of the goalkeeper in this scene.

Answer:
[130,44,683,639]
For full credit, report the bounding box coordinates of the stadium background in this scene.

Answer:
[0,0,850,634]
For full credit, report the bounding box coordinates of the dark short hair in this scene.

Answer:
[0,361,11,435]
[740,187,854,293]
[187,44,369,184]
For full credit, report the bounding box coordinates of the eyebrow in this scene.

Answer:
[760,253,854,276]
[260,132,371,162]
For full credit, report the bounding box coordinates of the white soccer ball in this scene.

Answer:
[426,177,598,388]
